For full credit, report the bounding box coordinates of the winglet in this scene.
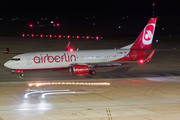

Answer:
[145,49,156,62]
[65,41,71,51]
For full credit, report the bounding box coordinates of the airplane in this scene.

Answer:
[4,17,157,77]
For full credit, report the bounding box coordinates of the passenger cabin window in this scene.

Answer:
[12,58,20,61]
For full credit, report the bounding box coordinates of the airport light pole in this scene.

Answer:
[152,3,155,17]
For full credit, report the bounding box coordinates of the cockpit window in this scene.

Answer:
[11,58,20,61]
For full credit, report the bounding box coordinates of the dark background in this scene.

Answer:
[0,0,179,38]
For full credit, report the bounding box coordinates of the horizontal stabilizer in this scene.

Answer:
[145,49,156,62]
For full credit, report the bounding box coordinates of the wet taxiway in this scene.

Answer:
[0,37,180,120]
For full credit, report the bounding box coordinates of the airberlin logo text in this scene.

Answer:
[33,53,76,64]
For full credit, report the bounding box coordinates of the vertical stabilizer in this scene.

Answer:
[131,18,157,50]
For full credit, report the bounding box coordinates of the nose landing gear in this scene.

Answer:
[20,73,24,77]
[12,70,25,77]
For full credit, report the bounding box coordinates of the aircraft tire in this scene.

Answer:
[20,73,24,77]
[91,70,96,75]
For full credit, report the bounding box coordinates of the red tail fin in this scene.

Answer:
[131,18,157,50]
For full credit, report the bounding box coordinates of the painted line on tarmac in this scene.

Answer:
[85,76,93,78]
[0,117,4,120]
[111,75,123,78]
[102,76,110,78]
[145,76,180,82]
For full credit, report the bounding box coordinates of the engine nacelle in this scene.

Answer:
[69,65,89,74]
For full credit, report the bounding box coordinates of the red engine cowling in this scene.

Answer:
[69,65,89,74]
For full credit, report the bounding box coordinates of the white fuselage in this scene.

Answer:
[4,49,130,70]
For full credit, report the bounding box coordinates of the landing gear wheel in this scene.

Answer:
[20,73,24,77]
[89,70,96,75]
[91,70,96,75]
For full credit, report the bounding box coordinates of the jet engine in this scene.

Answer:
[69,65,89,74]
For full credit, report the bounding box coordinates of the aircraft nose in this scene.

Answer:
[4,61,12,68]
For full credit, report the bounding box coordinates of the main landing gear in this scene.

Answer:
[89,70,96,75]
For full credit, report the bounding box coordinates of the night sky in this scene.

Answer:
[0,1,178,18]
[0,0,179,37]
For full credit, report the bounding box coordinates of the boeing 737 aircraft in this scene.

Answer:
[4,18,157,76]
